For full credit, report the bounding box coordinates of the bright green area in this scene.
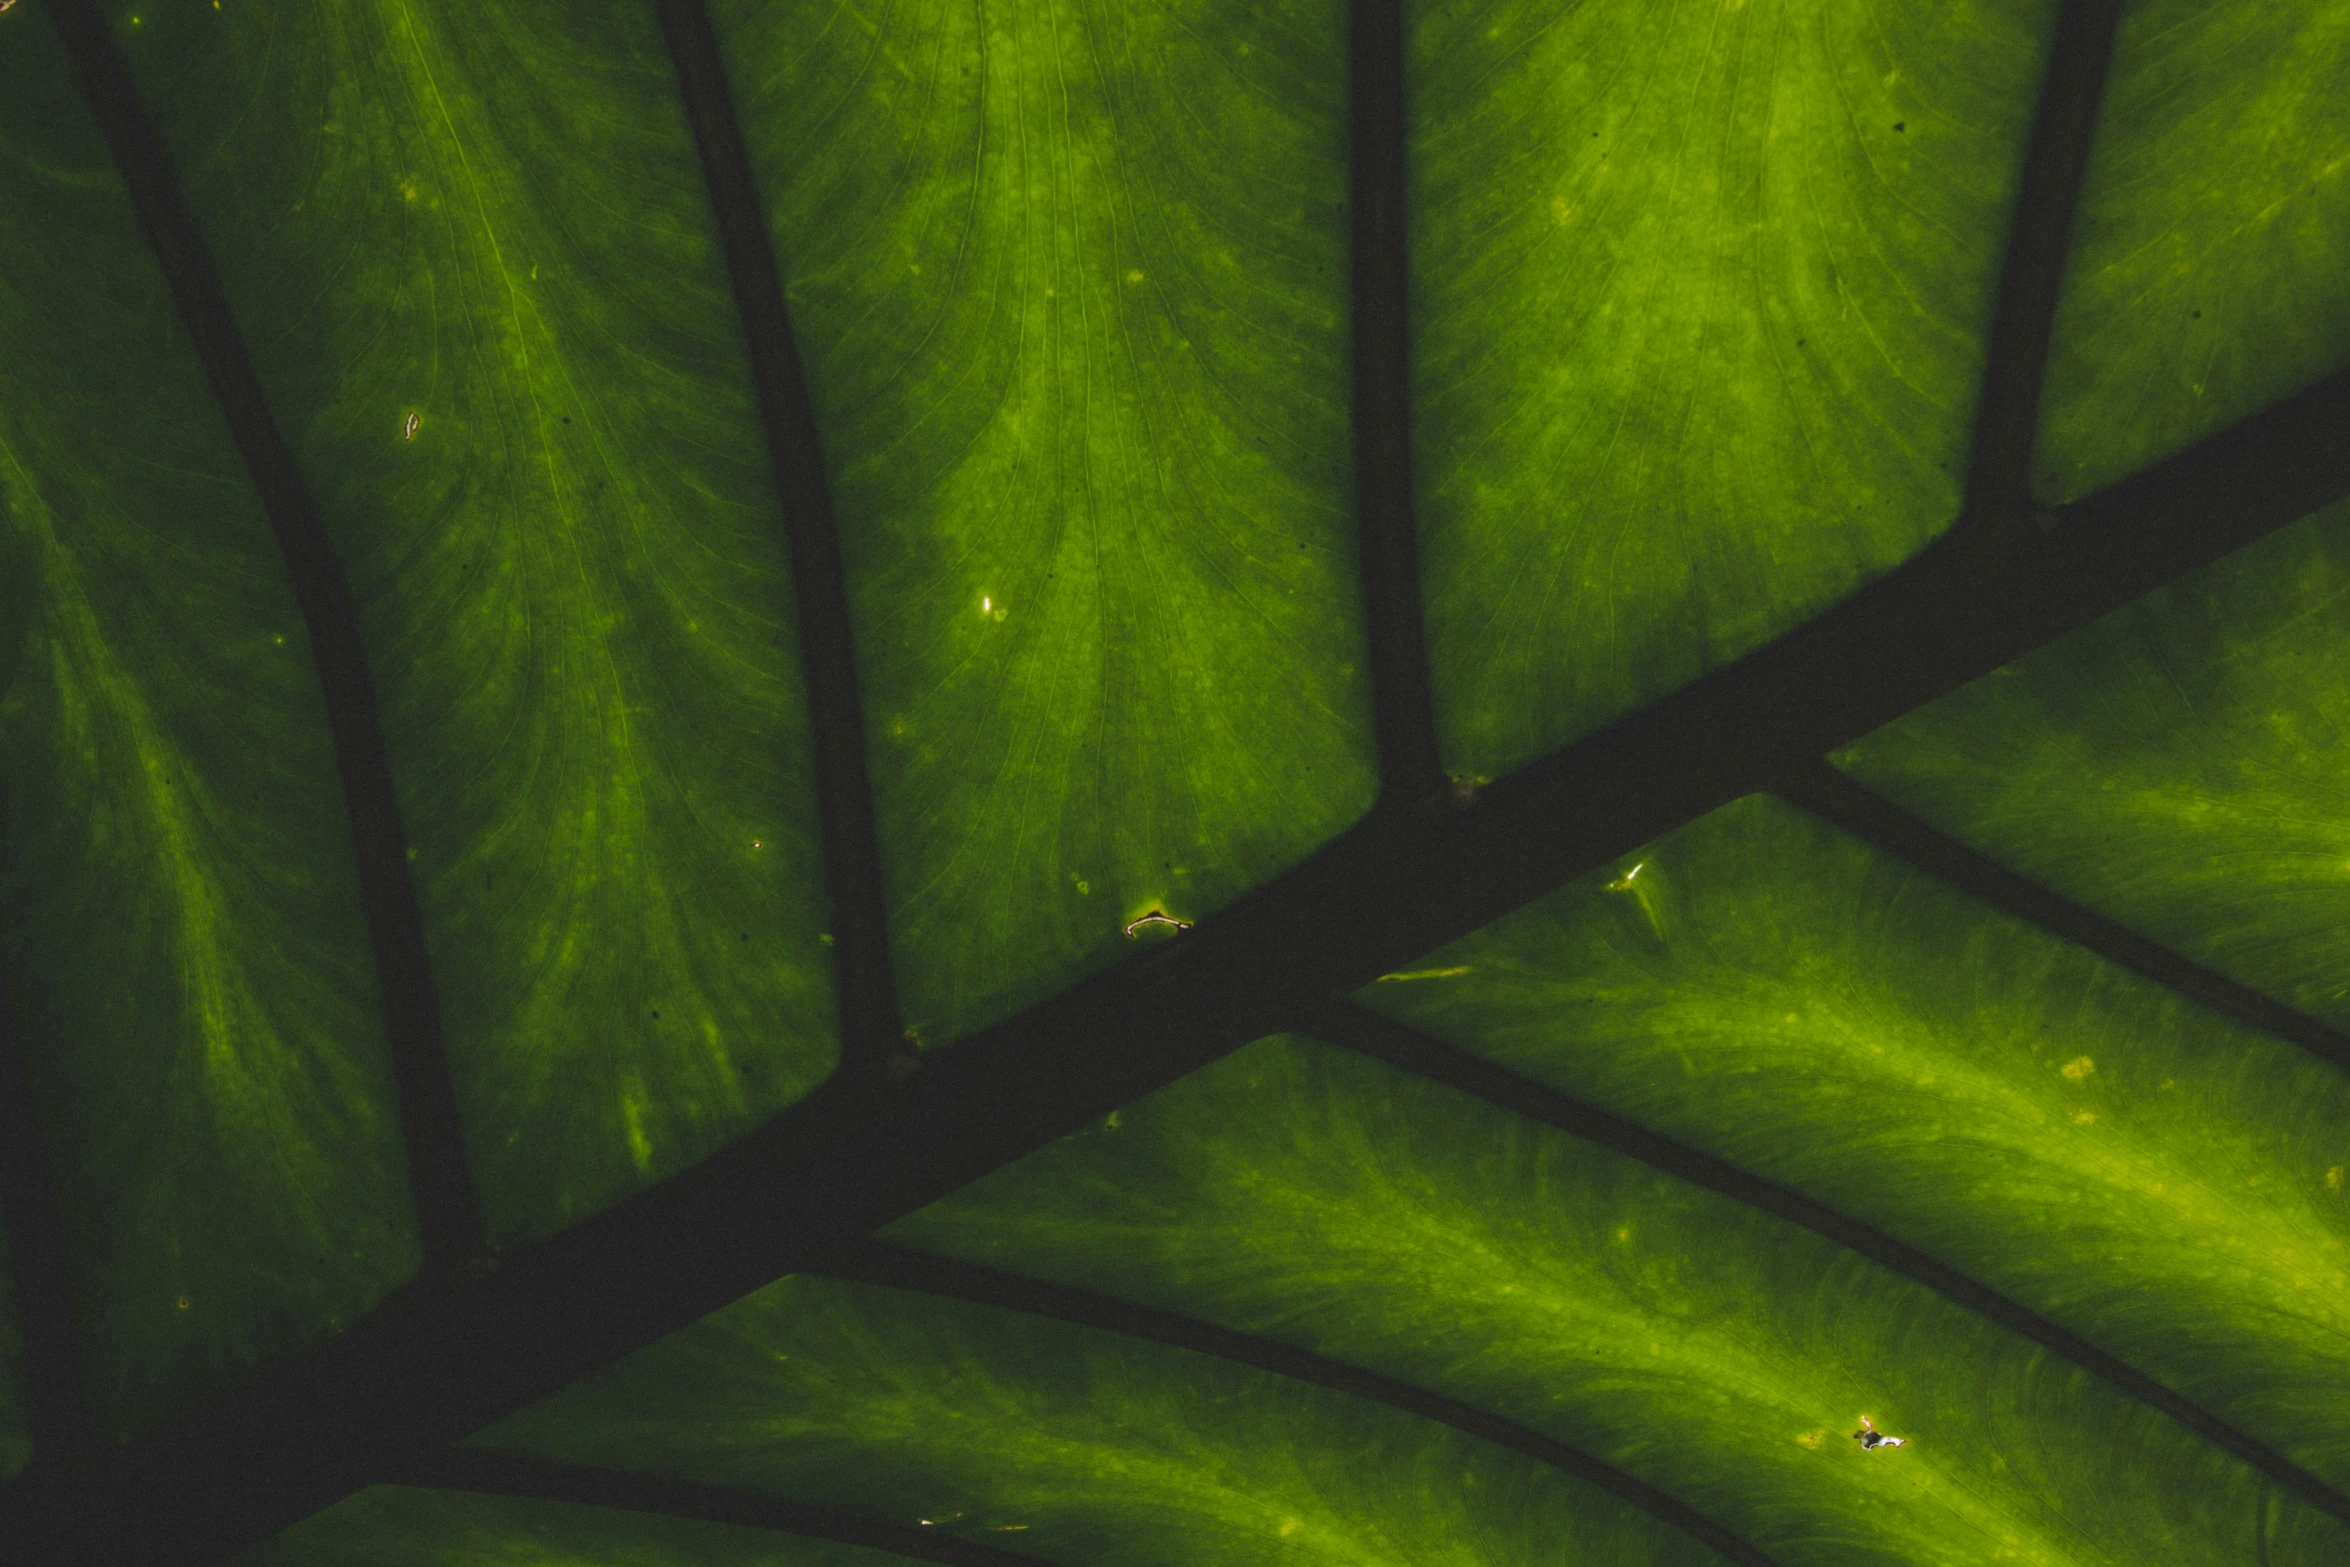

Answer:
[475,1268,1723,1567]
[0,8,419,1437]
[710,0,1379,1046]
[1841,498,2350,1036]
[888,1034,2345,1566]
[2033,0,2350,502]
[1410,0,2054,779]
[0,1226,27,1479]
[115,0,841,1243]
[1360,794,2350,1490]
[235,1486,903,1567]
[7,0,2348,1558]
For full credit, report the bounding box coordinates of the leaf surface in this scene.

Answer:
[885,1034,2348,1566]
[711,0,1379,1045]
[2033,1,2350,501]
[240,1486,902,1567]
[471,1267,1721,1567]
[1361,793,2350,1489]
[1,0,2348,1555]
[1412,0,2055,776]
[1840,499,2350,1035]
[0,8,419,1435]
[114,0,842,1245]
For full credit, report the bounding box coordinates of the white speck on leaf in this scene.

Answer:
[1123,910,1192,937]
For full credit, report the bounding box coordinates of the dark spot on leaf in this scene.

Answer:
[741,933,749,941]
[562,416,571,424]
[1893,122,1906,132]
[2191,310,2201,318]
[651,1010,661,1019]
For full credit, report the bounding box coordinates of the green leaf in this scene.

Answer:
[884,1032,2349,1565]
[2034,3,2350,501]
[240,1486,903,1567]
[4,0,2350,1556]
[115,0,841,1245]
[473,1266,1727,1567]
[712,0,1379,1044]
[1357,794,2350,1491]
[0,10,419,1436]
[1839,499,2350,1033]
[1413,0,2056,776]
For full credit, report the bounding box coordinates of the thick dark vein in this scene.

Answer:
[385,1449,1047,1567]
[652,0,907,1079]
[809,1240,1777,1567]
[1778,759,2350,1077]
[1957,0,2124,540]
[42,0,481,1270]
[5,369,2346,1567]
[1348,0,1444,806]
[0,962,91,1459]
[1310,1002,2350,1531]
